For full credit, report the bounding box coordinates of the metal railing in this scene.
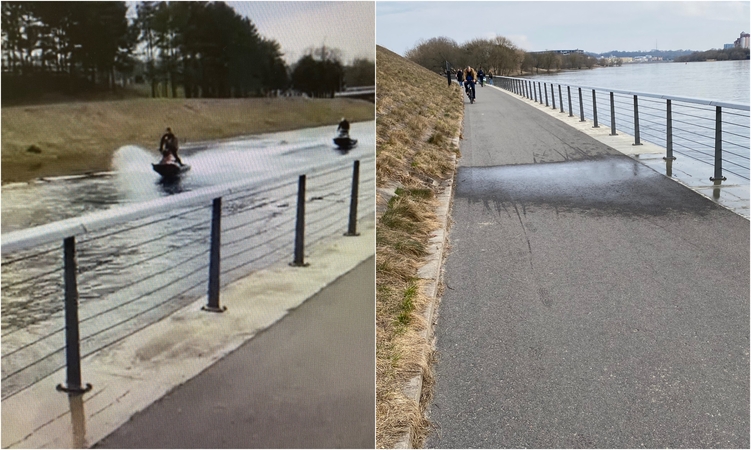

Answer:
[496,76,750,182]
[1,157,375,399]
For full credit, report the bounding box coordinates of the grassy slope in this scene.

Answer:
[376,45,463,448]
[1,97,374,183]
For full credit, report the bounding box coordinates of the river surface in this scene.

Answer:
[1,121,375,399]
[2,122,374,233]
[525,59,749,104]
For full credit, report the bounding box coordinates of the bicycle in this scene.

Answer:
[465,82,475,104]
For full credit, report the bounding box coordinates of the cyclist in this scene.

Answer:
[478,68,485,87]
[464,66,477,102]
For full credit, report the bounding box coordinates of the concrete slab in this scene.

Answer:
[2,223,375,449]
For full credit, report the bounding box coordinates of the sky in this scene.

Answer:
[230,2,375,64]
[376,1,751,56]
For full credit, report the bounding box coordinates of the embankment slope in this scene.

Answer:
[376,45,462,448]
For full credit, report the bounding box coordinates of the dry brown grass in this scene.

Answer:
[1,96,374,183]
[376,45,463,448]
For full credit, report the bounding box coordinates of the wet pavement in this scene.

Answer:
[427,85,749,448]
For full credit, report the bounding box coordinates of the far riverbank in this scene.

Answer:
[1,97,374,183]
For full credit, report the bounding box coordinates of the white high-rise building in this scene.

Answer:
[734,32,750,49]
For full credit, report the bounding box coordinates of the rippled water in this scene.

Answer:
[1,122,375,398]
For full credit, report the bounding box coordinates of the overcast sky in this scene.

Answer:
[230,2,375,64]
[376,1,751,55]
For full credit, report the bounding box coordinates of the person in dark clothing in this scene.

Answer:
[159,127,183,166]
[456,69,464,87]
[477,68,485,87]
[337,118,350,137]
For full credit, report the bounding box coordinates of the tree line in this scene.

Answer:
[674,47,750,62]
[1,1,374,101]
[404,36,748,77]
[405,36,603,77]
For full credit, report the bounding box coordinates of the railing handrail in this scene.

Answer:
[1,154,373,255]
[497,76,750,111]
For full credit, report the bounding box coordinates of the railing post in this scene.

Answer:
[559,85,564,113]
[632,95,643,146]
[291,174,309,266]
[710,106,726,181]
[203,197,226,313]
[56,237,92,395]
[567,86,573,117]
[345,160,360,236]
[533,82,538,102]
[592,90,599,128]
[578,87,585,122]
[551,84,556,110]
[544,83,549,107]
[538,82,543,104]
[664,99,676,160]
[609,92,618,136]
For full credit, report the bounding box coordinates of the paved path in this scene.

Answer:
[427,86,749,448]
[95,256,375,449]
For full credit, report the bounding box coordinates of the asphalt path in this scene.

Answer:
[95,256,375,449]
[427,85,749,448]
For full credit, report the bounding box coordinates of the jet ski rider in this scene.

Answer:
[337,117,350,138]
[159,127,183,166]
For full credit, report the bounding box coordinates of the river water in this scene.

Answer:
[525,59,750,104]
[2,122,374,233]
[1,121,375,398]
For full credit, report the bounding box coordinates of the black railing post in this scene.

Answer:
[345,160,360,236]
[533,82,538,102]
[710,106,726,181]
[544,83,549,107]
[609,92,618,136]
[538,82,543,104]
[291,175,309,266]
[632,95,643,145]
[559,85,564,113]
[567,86,573,117]
[664,99,676,160]
[592,90,599,128]
[56,237,92,395]
[551,84,556,110]
[579,87,585,122]
[203,197,226,313]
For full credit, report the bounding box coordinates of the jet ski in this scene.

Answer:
[333,132,357,150]
[152,150,190,178]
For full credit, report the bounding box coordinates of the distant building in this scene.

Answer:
[734,32,750,49]
[532,49,584,55]
[724,43,735,50]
